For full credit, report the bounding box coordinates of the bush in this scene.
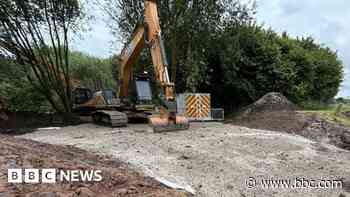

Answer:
[70,51,116,91]
[198,25,343,112]
[0,57,52,112]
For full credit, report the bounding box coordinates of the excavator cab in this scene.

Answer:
[73,88,93,105]
[134,72,155,111]
[72,88,122,113]
[73,88,128,127]
[102,89,117,105]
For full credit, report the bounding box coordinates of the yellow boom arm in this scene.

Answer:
[118,0,175,101]
[117,0,189,132]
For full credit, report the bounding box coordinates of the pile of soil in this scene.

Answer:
[343,111,350,118]
[240,92,298,117]
[232,92,303,133]
[0,135,188,197]
[231,92,350,150]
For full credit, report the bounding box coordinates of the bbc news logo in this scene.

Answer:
[8,169,103,183]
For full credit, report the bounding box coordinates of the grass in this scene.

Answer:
[301,104,350,127]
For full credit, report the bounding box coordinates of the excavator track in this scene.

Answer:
[93,110,128,127]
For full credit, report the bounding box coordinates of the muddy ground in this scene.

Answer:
[20,122,350,197]
[0,135,187,197]
[230,93,350,150]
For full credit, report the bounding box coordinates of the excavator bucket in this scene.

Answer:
[149,115,189,133]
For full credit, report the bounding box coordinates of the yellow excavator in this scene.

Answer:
[73,0,189,132]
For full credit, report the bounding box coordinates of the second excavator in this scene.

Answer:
[73,0,189,132]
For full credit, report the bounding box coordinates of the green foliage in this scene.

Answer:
[0,57,51,112]
[206,24,344,111]
[103,1,345,113]
[0,0,85,113]
[0,50,116,112]
[303,104,350,127]
[69,51,116,90]
[299,100,333,111]
[276,36,343,103]
[336,97,350,104]
[102,0,255,93]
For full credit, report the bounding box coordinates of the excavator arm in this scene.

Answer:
[118,0,188,132]
[118,0,174,101]
[118,25,146,99]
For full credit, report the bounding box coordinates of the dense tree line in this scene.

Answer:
[0,0,344,114]
[206,25,343,110]
[103,0,343,111]
[70,51,116,91]
[0,0,84,113]
[0,55,50,112]
[0,52,115,112]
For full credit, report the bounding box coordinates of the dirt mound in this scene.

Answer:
[241,92,298,117]
[343,111,350,118]
[231,92,350,150]
[0,135,187,197]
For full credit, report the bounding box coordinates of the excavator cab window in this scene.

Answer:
[135,73,152,104]
[73,88,93,105]
[102,89,116,105]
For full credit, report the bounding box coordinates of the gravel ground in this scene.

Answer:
[19,122,350,197]
[0,135,186,197]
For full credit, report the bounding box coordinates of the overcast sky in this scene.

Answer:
[74,0,350,98]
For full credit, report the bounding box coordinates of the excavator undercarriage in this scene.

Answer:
[92,111,128,127]
[72,74,189,132]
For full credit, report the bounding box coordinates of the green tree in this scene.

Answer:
[69,51,116,91]
[0,0,84,113]
[100,0,344,112]
[100,0,254,92]
[199,22,343,111]
[0,55,50,112]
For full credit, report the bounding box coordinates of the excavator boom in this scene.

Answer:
[118,0,189,132]
[119,25,145,99]
[119,0,174,100]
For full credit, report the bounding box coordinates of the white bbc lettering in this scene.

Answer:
[8,169,103,183]
[24,169,39,183]
[42,169,56,183]
[80,170,94,182]
[94,170,102,182]
[8,169,22,183]
[70,170,80,182]
[60,170,71,182]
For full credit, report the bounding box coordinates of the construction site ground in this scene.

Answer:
[19,122,350,197]
[0,134,187,197]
